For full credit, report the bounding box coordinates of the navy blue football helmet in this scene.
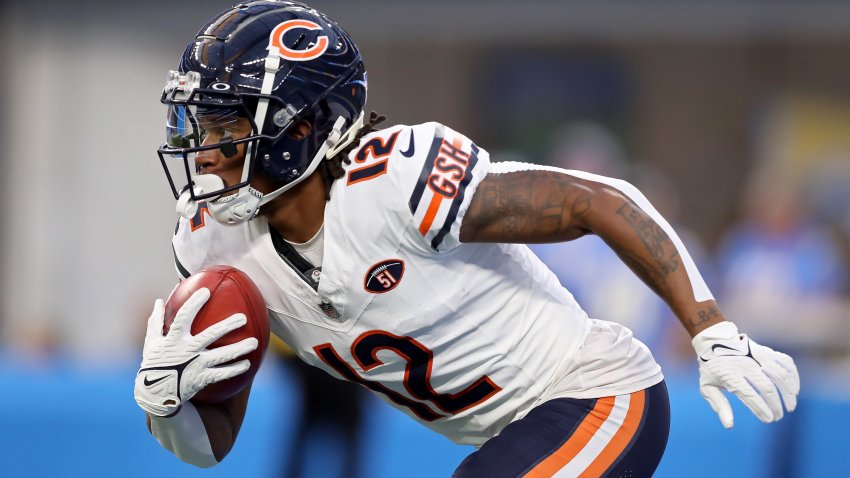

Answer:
[158,1,367,224]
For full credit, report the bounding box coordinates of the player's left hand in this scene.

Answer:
[692,321,800,429]
[133,289,257,417]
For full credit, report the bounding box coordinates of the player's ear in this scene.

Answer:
[288,120,313,140]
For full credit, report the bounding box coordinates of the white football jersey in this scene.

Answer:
[172,122,663,446]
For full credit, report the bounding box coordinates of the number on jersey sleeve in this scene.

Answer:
[346,130,400,185]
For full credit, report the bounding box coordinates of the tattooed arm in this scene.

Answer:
[459,167,801,426]
[459,168,724,337]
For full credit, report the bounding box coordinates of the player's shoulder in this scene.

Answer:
[333,121,491,252]
[338,122,449,197]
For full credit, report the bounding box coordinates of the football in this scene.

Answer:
[163,265,270,403]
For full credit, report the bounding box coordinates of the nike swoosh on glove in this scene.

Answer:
[134,287,258,417]
[692,321,800,429]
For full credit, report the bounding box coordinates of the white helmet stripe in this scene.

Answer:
[229,53,282,219]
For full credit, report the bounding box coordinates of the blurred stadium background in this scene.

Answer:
[1,1,849,476]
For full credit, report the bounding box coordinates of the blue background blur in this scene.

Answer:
[1,362,848,477]
[2,1,849,477]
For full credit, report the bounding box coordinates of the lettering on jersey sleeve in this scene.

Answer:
[408,127,480,251]
[408,127,445,213]
[346,130,400,185]
[428,142,479,250]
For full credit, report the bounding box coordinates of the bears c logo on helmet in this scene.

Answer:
[267,19,329,62]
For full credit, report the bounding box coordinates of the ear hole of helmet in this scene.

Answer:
[273,104,299,128]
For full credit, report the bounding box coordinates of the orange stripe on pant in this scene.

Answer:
[579,389,646,477]
[524,397,616,478]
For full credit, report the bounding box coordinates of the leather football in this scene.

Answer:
[164,265,269,403]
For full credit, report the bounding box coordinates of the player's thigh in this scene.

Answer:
[452,381,670,478]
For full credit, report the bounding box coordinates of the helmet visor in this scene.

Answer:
[165,104,198,149]
[158,102,258,200]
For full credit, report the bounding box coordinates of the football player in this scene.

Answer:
[133,2,800,476]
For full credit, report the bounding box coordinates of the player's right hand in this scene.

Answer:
[133,288,258,417]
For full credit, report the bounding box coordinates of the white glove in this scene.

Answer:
[692,321,800,429]
[134,288,258,417]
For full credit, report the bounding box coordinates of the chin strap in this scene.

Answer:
[175,174,263,226]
